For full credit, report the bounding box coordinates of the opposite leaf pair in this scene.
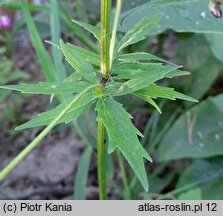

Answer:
[0,15,197,191]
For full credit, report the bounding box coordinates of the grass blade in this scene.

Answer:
[50,0,66,81]
[21,0,56,82]
[74,146,93,200]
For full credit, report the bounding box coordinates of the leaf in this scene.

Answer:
[59,11,98,52]
[16,90,97,130]
[66,43,100,66]
[72,19,100,42]
[60,40,97,83]
[120,0,223,36]
[117,15,160,52]
[0,81,91,94]
[96,98,152,191]
[50,0,66,81]
[134,94,162,114]
[117,52,168,63]
[21,0,57,82]
[205,34,223,63]
[109,63,188,95]
[158,94,223,161]
[134,83,198,102]
[177,159,223,189]
[74,146,93,200]
[177,187,202,200]
[177,35,221,100]
[2,2,48,11]
[203,177,223,199]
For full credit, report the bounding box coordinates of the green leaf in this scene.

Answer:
[60,13,98,52]
[0,81,91,94]
[2,2,48,11]
[177,35,221,100]
[177,159,223,190]
[134,94,162,114]
[134,84,198,102]
[74,146,93,200]
[109,63,188,95]
[158,94,223,161]
[21,0,57,82]
[60,40,97,83]
[203,177,223,199]
[177,187,202,200]
[50,0,66,81]
[96,98,152,191]
[72,19,100,42]
[66,43,100,66]
[205,34,223,63]
[117,52,168,63]
[16,90,97,130]
[120,0,223,36]
[117,15,160,53]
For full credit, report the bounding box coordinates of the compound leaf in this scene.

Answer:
[0,81,91,95]
[16,90,97,130]
[134,83,198,102]
[60,40,97,83]
[110,63,188,95]
[72,20,100,42]
[65,43,100,66]
[117,52,167,63]
[117,15,160,53]
[96,98,152,191]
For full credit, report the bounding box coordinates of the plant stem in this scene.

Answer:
[97,120,107,199]
[110,0,122,69]
[0,85,96,182]
[97,0,111,200]
[100,0,111,77]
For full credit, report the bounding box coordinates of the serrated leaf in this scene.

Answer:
[0,81,91,95]
[96,98,152,191]
[60,40,97,83]
[16,90,97,130]
[134,83,198,102]
[117,52,167,63]
[117,15,160,53]
[72,19,100,42]
[66,43,100,66]
[112,62,183,79]
[134,94,162,114]
[110,63,186,95]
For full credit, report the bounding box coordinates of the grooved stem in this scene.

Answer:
[97,0,111,200]
[100,0,111,77]
[97,120,107,199]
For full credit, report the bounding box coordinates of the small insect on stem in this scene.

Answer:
[209,0,223,18]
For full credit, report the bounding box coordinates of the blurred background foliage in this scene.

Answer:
[0,0,222,200]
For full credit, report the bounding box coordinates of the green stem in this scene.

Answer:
[100,0,111,76]
[0,85,96,182]
[110,0,122,69]
[97,120,107,199]
[97,0,111,200]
